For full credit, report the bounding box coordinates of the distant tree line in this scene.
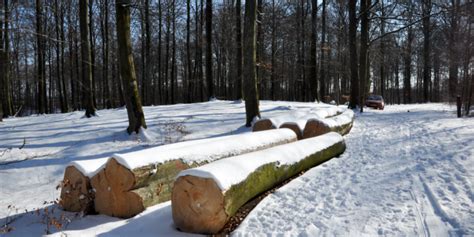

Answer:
[0,0,472,123]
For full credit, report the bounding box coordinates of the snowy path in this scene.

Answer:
[234,104,474,236]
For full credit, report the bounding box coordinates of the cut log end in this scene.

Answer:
[172,175,227,234]
[303,120,331,139]
[252,119,275,132]
[91,158,144,218]
[59,166,94,213]
[279,123,303,140]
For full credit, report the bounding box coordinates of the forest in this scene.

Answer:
[0,0,472,122]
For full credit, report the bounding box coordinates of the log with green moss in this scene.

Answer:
[303,109,354,139]
[91,129,298,218]
[172,132,346,234]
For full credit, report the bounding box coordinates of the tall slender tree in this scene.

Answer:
[36,0,47,114]
[309,0,318,101]
[205,0,214,99]
[243,0,260,126]
[358,0,370,112]
[186,0,192,102]
[319,0,327,101]
[422,0,431,102]
[348,0,358,109]
[234,0,243,100]
[116,0,147,134]
[79,0,96,117]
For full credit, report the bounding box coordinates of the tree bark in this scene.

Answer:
[186,0,192,103]
[115,0,147,134]
[36,0,47,114]
[2,0,12,117]
[234,0,243,100]
[422,0,431,102]
[243,0,260,126]
[80,0,96,117]
[309,0,318,102]
[205,0,214,99]
[403,27,413,104]
[319,0,327,101]
[348,0,358,109]
[448,0,459,101]
[358,0,370,113]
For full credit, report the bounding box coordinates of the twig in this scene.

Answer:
[19,138,26,150]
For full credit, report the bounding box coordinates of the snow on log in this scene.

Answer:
[252,118,276,132]
[303,109,354,139]
[59,158,108,212]
[252,106,343,133]
[91,129,298,218]
[59,132,242,213]
[172,132,346,234]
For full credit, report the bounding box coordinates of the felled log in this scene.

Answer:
[59,158,108,213]
[252,106,343,133]
[172,132,346,234]
[91,129,298,218]
[252,119,275,132]
[279,122,302,139]
[59,130,254,214]
[303,109,354,139]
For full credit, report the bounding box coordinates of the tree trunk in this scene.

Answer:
[115,0,147,134]
[309,0,318,102]
[319,0,327,101]
[2,0,13,117]
[80,0,96,117]
[205,0,214,99]
[403,27,413,104]
[186,0,192,103]
[243,0,260,126]
[36,0,47,114]
[422,0,431,102]
[172,133,346,234]
[358,0,370,113]
[348,0,358,109]
[448,0,459,101]
[234,0,243,100]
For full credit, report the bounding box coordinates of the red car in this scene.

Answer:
[365,95,385,110]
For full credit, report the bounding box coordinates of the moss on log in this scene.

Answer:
[59,166,95,213]
[91,158,196,218]
[91,131,297,218]
[171,136,346,234]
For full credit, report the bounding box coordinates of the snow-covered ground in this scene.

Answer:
[234,104,474,236]
[0,101,472,236]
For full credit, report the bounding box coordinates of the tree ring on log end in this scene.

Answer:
[172,175,227,234]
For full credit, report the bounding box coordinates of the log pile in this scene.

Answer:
[172,132,346,234]
[90,129,297,218]
[253,108,354,140]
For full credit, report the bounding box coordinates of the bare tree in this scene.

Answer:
[206,0,214,99]
[348,0,358,109]
[243,0,260,126]
[422,0,431,102]
[115,0,147,134]
[79,0,96,117]
[234,0,243,100]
